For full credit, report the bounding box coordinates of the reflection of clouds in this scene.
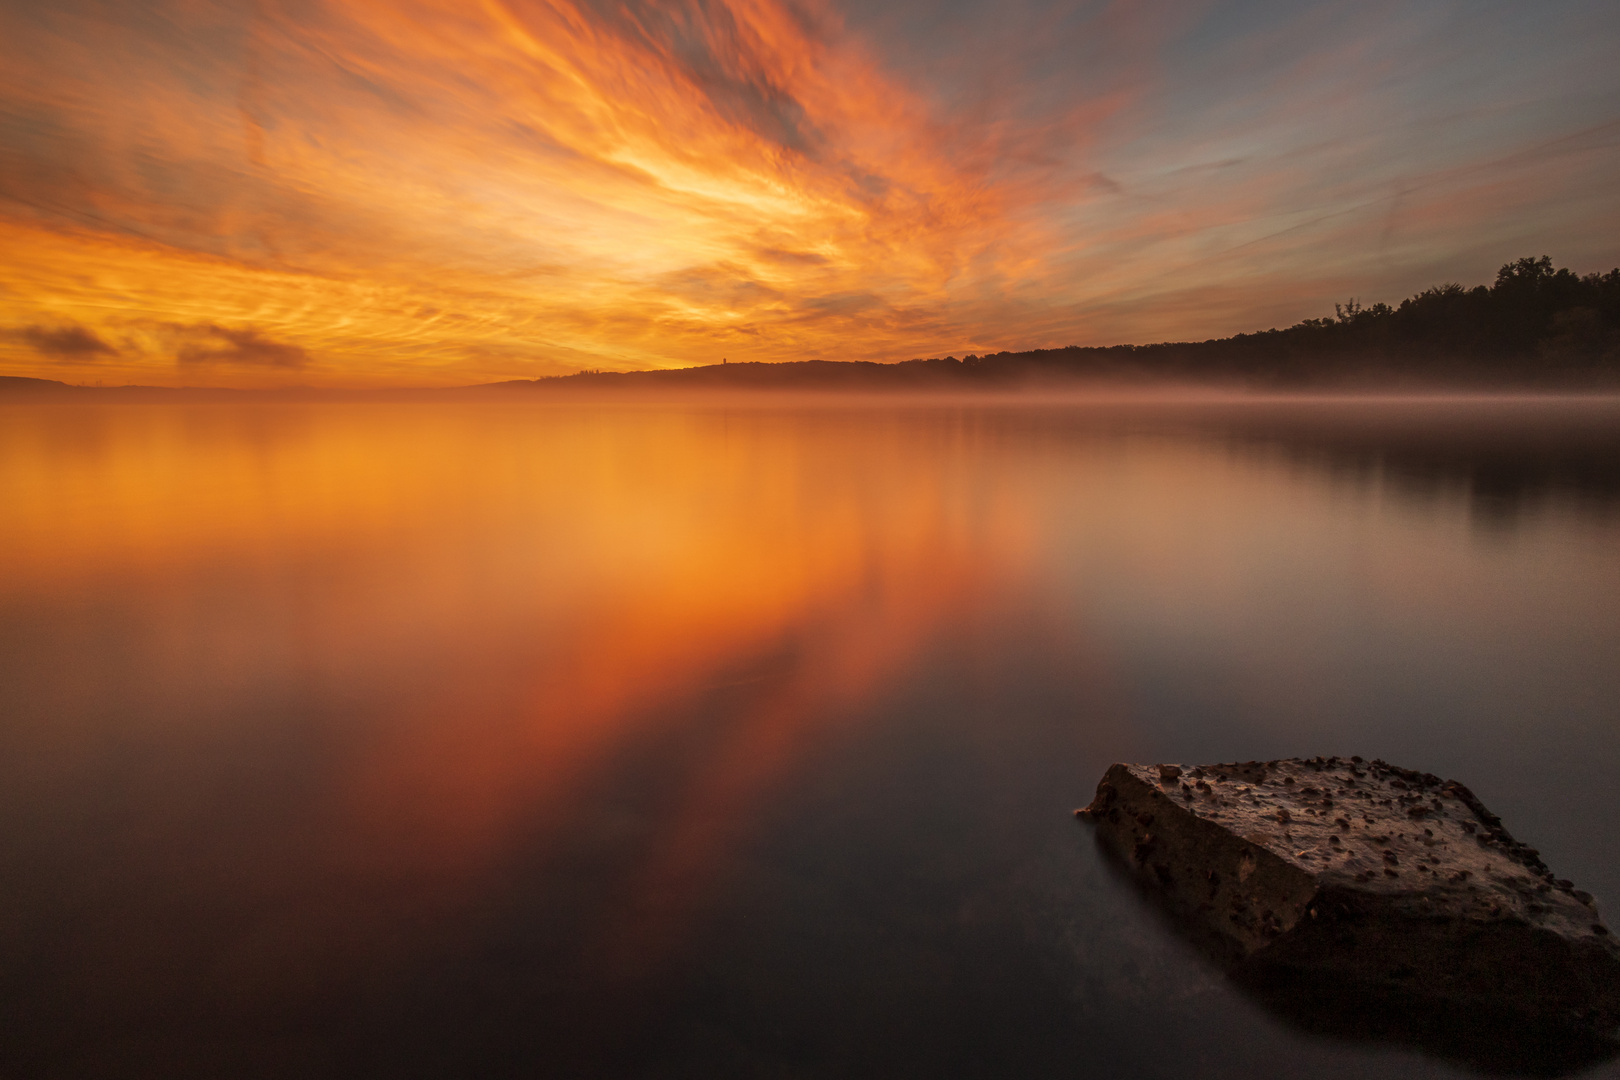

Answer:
[0,403,1032,973]
[1197,399,1620,528]
[331,408,1026,951]
[3,400,1619,1064]
[0,0,1616,384]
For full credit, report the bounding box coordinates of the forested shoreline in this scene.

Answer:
[5,257,1618,395]
[522,256,1620,389]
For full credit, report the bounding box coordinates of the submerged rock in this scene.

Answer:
[1080,757,1620,1053]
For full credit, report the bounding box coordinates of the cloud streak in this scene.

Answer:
[12,323,117,359]
[0,0,1616,384]
[175,324,309,367]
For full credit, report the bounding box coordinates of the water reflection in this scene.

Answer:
[1,397,1618,1078]
[1092,832,1620,1078]
[1197,397,1620,528]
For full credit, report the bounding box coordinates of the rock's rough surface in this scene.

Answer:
[1081,757,1620,1034]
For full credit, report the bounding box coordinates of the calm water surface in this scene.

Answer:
[2,397,1619,1078]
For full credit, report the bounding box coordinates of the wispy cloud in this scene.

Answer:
[0,0,1615,384]
[11,322,117,359]
[174,323,309,367]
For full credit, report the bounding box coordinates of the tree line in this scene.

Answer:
[517,256,1620,389]
[904,257,1620,384]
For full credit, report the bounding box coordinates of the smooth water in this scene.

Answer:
[2,397,1618,1078]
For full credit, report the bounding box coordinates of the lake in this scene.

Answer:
[2,395,1619,1078]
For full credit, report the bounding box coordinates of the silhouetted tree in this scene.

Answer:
[515,257,1620,391]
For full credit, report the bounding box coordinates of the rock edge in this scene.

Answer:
[1080,757,1620,1034]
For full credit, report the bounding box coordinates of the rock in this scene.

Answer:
[1079,757,1620,1043]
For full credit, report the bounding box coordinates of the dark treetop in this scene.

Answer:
[507,256,1620,389]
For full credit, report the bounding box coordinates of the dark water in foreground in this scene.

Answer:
[2,396,1619,1079]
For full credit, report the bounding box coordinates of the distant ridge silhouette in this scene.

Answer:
[497,257,1618,391]
[5,258,1616,395]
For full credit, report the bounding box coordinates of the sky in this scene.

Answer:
[0,0,1617,387]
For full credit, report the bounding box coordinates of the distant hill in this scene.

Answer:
[494,256,1620,391]
[7,257,1616,395]
[0,376,82,395]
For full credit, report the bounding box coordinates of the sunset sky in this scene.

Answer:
[2,0,1617,386]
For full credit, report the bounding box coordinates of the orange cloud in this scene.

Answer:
[0,0,1616,384]
[8,322,117,359]
[0,0,1047,383]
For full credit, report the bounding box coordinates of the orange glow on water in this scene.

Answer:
[4,398,1620,1008]
[0,403,1031,957]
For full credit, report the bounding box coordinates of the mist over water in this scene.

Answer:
[2,397,1618,1078]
